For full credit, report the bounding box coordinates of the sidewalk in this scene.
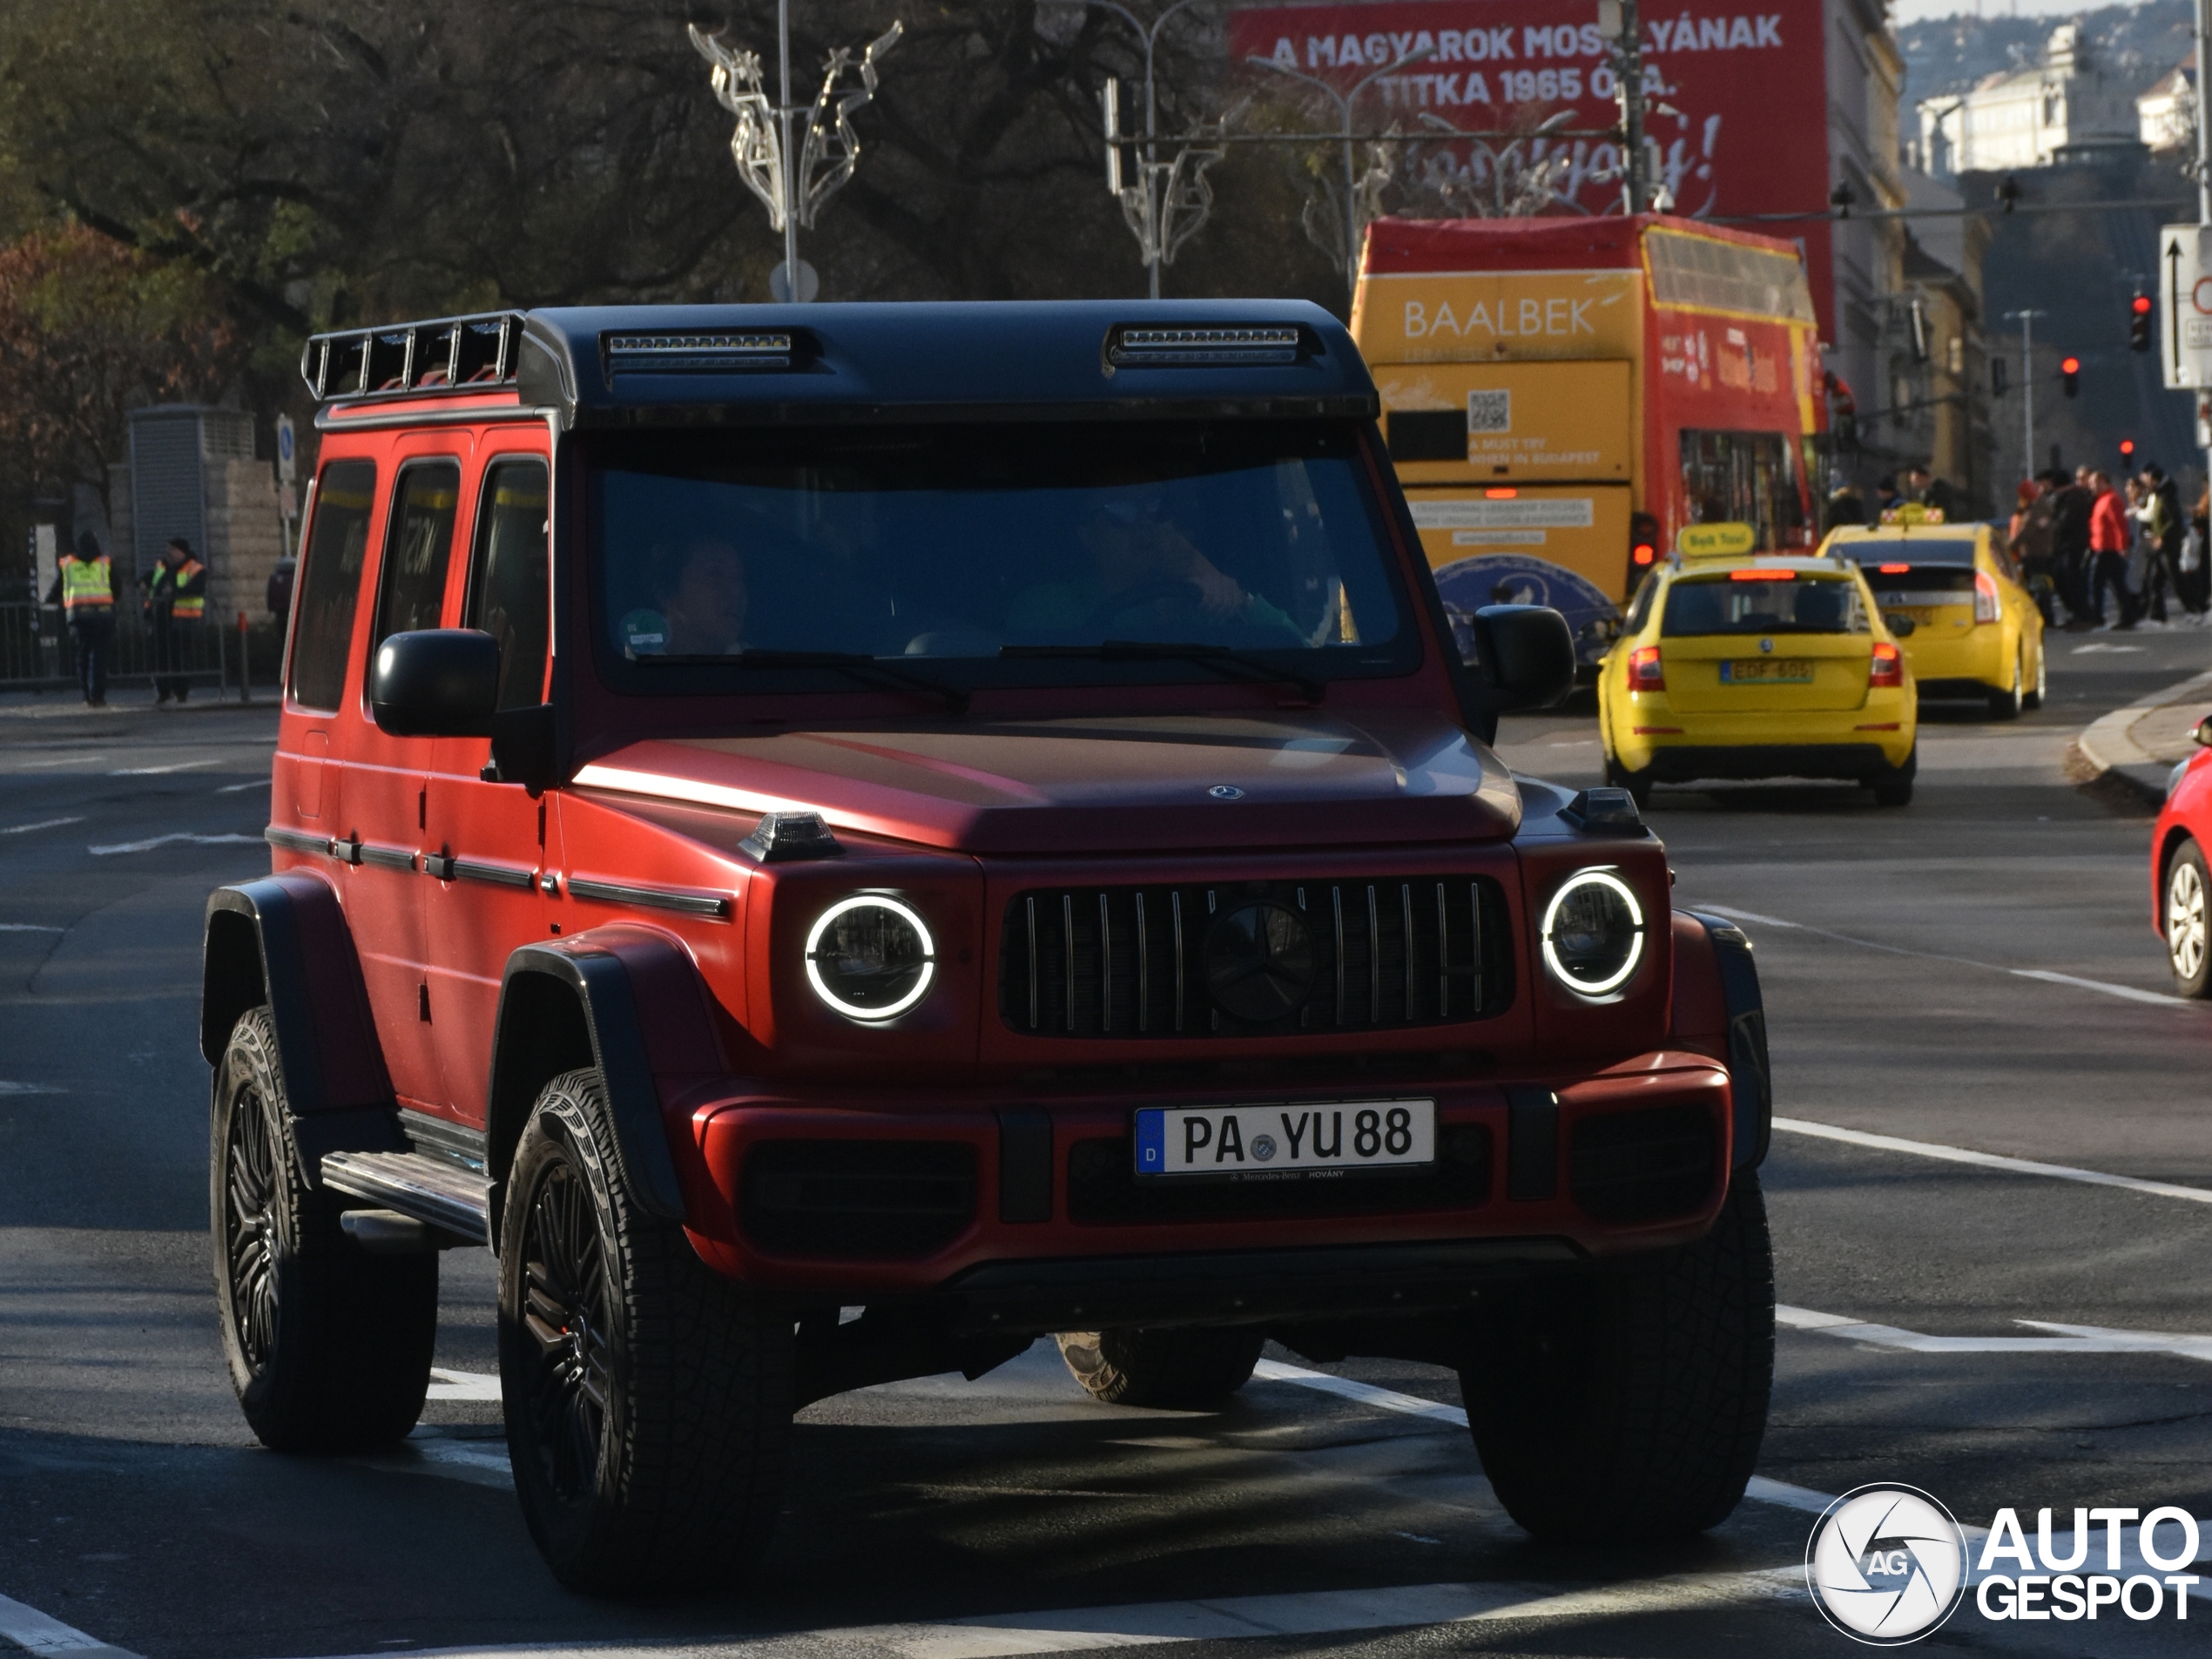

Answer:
[2075,666,2212,804]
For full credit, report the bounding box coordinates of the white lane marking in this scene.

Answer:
[86,833,261,856]
[0,1589,137,1655]
[0,1082,61,1096]
[215,779,270,793]
[357,1436,514,1491]
[0,817,84,836]
[296,1568,1804,1659]
[1250,1359,1467,1426]
[105,759,216,776]
[1686,900,2195,1008]
[1780,1303,2212,1361]
[1683,902,1801,929]
[427,1367,502,1401]
[2071,643,2146,653]
[0,924,64,933]
[1774,1116,2212,1205]
[2010,967,2195,1008]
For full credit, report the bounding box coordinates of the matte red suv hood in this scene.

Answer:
[571,712,1521,853]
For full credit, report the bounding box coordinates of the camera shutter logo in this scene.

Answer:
[1805,1485,1969,1645]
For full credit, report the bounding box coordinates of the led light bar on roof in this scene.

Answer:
[1109,325,1303,367]
[605,332,793,374]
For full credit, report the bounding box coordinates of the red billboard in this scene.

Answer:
[1226,2,1835,335]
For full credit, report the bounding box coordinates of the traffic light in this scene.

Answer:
[2130,293,2153,353]
[2061,355,2080,397]
[2121,438,2137,461]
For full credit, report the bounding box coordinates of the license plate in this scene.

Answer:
[1135,1099,1435,1179]
[1721,658,1813,684]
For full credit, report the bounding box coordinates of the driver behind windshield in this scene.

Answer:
[1006,486,1305,644]
[619,537,748,658]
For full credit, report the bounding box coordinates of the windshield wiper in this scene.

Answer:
[1001,640,1324,704]
[646,650,970,715]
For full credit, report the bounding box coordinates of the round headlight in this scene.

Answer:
[805,896,936,1022]
[1541,870,1646,996]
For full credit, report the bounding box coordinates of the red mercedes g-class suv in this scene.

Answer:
[203,301,1775,1594]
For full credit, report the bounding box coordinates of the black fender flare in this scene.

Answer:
[202,874,401,1176]
[488,930,717,1238]
[1681,912,1771,1170]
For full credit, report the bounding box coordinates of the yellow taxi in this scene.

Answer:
[1598,533,1919,806]
[1819,513,2046,718]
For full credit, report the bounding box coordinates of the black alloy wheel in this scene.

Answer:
[223,1073,281,1374]
[521,1158,615,1503]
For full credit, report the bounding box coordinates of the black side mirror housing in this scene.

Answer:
[369,630,499,738]
[1471,604,1576,711]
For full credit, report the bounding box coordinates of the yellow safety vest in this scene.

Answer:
[152,558,206,620]
[60,556,113,614]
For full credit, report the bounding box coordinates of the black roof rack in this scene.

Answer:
[300,311,526,403]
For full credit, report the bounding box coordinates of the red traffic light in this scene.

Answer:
[2129,294,2154,352]
[2121,439,2137,457]
[2133,294,2153,316]
[2061,355,2080,373]
[2061,354,2081,397]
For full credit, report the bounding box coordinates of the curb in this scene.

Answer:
[2075,667,2212,808]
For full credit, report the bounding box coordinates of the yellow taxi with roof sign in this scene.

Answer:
[1819,509,2046,718]
[1597,526,1919,806]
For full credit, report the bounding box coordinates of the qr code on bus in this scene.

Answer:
[1466,389,1511,434]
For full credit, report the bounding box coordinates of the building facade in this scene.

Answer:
[1917,24,2140,177]
[2139,54,2195,155]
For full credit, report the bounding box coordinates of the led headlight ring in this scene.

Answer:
[804,894,937,1022]
[1540,869,1647,996]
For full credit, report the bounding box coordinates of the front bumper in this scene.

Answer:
[671,1050,1736,1322]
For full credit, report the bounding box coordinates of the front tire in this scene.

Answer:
[1460,1170,1775,1543]
[211,1007,435,1452]
[1056,1327,1265,1409]
[499,1069,792,1595]
[2165,840,2212,997]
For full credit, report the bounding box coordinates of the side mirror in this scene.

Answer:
[1884,611,1919,637]
[1471,604,1575,711]
[369,630,499,738]
[2195,714,2212,749]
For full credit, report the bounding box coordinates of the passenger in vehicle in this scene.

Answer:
[1007,489,1303,643]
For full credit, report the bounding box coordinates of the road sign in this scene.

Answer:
[276,414,296,486]
[2159,224,2212,388]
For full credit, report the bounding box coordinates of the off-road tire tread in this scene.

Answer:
[1460,1171,1775,1542]
[501,1069,792,1595]
[1056,1326,1265,1409]
[212,1006,435,1453]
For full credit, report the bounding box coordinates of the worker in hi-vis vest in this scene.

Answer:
[145,536,208,705]
[46,531,119,707]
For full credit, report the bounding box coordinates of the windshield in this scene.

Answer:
[586,421,1415,693]
[1662,574,1868,637]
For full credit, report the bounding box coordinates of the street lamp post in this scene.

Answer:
[689,5,902,302]
[1244,46,1433,295]
[1596,0,1649,213]
[1046,0,1216,300]
[2005,308,2047,483]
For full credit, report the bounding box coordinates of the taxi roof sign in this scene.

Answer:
[1878,503,1946,525]
[1677,522,1757,558]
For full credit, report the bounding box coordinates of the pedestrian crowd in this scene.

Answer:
[44,534,210,707]
[2004,462,2209,632]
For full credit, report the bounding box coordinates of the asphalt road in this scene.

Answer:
[5,631,2212,1659]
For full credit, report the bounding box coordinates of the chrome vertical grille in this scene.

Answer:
[999,875,1509,1039]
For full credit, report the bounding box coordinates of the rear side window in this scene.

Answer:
[466,458,550,711]
[371,462,462,657]
[1662,575,1867,637]
[288,460,377,711]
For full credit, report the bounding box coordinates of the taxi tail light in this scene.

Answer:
[1870,640,1905,688]
[1974,569,2000,624]
[1628,644,1665,691]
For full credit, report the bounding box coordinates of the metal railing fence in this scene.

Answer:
[0,603,286,698]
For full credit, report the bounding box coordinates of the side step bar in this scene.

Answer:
[322,1150,491,1245]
